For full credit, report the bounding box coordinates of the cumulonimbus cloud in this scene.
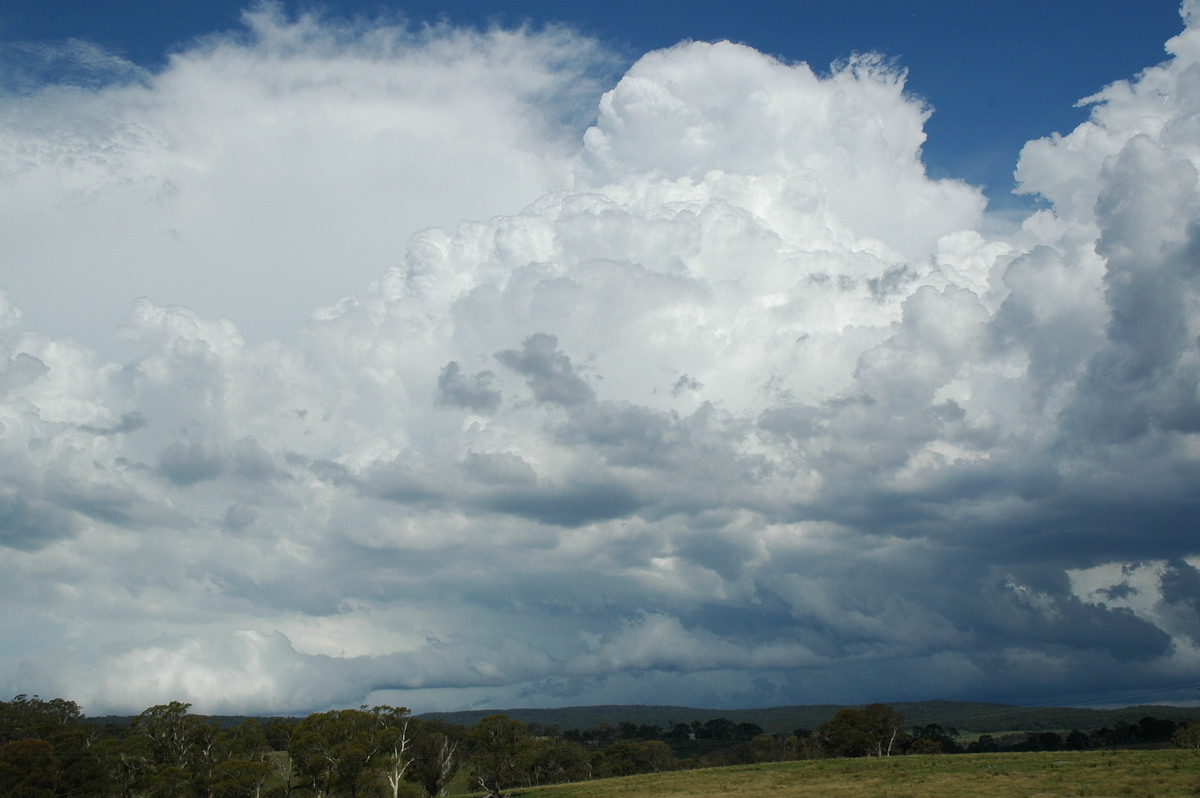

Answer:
[1,3,1199,715]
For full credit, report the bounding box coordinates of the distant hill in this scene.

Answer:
[419,699,1200,735]
[81,699,1200,737]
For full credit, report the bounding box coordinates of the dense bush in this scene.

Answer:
[3,694,1197,797]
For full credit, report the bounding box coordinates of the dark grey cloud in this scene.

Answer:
[48,478,171,530]
[221,503,257,533]
[1058,138,1200,445]
[156,440,224,485]
[1161,559,1200,610]
[0,488,77,551]
[0,352,48,391]
[496,333,594,405]
[484,481,642,527]
[460,452,538,486]
[1159,560,1200,643]
[154,437,277,488]
[80,411,147,436]
[1100,584,1137,602]
[673,534,755,582]
[435,361,501,412]
[228,437,277,482]
[985,580,1174,663]
[359,457,443,505]
[557,401,688,467]
[672,374,703,395]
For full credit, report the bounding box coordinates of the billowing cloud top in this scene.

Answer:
[1,3,1199,715]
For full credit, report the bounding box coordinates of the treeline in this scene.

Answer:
[551,717,767,747]
[3,694,1199,798]
[954,715,1198,755]
[420,699,1200,738]
[1,695,460,798]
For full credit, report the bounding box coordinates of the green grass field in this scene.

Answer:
[502,750,1200,797]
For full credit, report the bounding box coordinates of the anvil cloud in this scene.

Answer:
[1,3,1199,715]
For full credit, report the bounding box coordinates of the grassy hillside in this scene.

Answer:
[502,750,1200,798]
[420,699,1200,736]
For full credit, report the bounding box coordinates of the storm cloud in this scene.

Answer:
[1,3,1199,715]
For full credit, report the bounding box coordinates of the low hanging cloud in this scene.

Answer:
[2,3,1200,715]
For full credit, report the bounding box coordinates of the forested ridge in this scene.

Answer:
[420,699,1200,737]
[3,694,1198,797]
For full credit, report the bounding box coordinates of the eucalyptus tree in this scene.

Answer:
[819,704,907,757]
[409,720,462,798]
[469,714,530,798]
[130,701,227,796]
[289,708,381,798]
[369,705,416,798]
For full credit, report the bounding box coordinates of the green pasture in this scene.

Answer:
[504,750,1200,798]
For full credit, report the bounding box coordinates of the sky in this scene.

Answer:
[0,1,1198,717]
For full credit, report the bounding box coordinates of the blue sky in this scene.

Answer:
[1,1,1199,716]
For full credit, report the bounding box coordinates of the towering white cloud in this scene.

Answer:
[1,3,1199,714]
[0,4,613,351]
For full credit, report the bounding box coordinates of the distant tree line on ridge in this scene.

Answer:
[2,694,1199,797]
